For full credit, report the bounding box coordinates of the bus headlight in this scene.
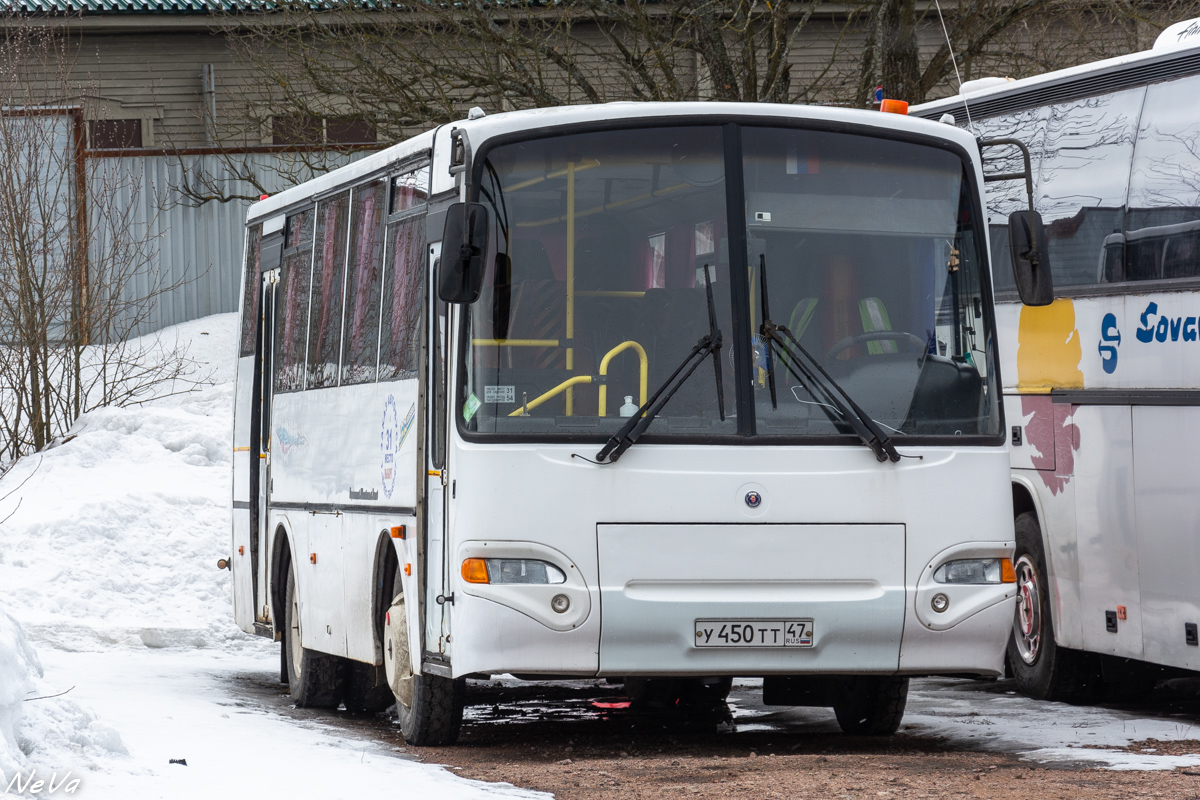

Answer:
[933,558,1016,585]
[461,558,567,585]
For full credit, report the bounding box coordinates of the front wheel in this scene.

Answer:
[382,572,465,745]
[1006,511,1100,702]
[284,567,342,709]
[832,676,908,736]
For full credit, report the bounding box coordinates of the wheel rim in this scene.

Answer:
[289,586,304,680]
[1013,554,1042,665]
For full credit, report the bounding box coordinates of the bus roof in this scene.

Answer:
[910,20,1200,122]
[245,101,979,224]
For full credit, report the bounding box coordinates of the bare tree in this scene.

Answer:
[176,0,1200,203]
[0,18,201,464]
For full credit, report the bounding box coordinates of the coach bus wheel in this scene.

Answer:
[342,562,403,713]
[832,676,908,736]
[383,570,465,745]
[1006,511,1100,702]
[284,567,342,709]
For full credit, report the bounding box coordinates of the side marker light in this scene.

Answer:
[1000,558,1016,584]
[310,553,317,565]
[404,563,412,576]
[391,525,406,539]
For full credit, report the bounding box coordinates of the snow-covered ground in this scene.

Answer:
[0,314,545,799]
[2,312,1200,798]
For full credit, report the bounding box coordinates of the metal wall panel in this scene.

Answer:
[94,152,363,337]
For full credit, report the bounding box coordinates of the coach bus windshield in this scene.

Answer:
[461,125,1000,442]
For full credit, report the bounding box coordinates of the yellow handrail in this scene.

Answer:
[508,375,593,417]
[598,340,648,417]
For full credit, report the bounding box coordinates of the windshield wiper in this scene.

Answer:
[756,253,900,463]
[596,267,725,464]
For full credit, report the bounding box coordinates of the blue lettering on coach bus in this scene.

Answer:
[1135,302,1199,346]
[1099,312,1121,374]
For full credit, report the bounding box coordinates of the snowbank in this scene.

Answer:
[0,314,244,652]
[0,608,125,790]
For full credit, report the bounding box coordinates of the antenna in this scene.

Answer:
[932,0,974,130]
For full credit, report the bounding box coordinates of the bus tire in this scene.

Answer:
[398,672,466,746]
[343,559,404,713]
[384,570,465,744]
[284,567,342,709]
[832,676,908,736]
[343,661,394,713]
[1007,511,1099,702]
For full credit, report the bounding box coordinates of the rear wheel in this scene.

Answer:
[382,569,465,744]
[1007,511,1100,702]
[832,676,908,736]
[284,567,342,709]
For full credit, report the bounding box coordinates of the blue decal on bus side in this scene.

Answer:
[1099,312,1121,374]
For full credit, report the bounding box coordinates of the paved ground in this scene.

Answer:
[234,667,1200,799]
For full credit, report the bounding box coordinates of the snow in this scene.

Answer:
[0,314,547,798]
[730,676,1200,771]
[903,679,1200,771]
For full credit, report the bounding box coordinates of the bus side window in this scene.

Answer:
[1036,87,1143,289]
[341,180,387,385]
[1127,73,1200,282]
[239,224,263,358]
[275,208,315,392]
[379,214,426,382]
[307,191,351,389]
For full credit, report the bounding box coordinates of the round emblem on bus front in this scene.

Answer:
[745,491,762,508]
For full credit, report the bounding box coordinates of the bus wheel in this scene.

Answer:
[343,563,404,713]
[1007,511,1099,702]
[832,676,908,736]
[284,567,342,709]
[383,571,464,745]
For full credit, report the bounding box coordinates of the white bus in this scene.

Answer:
[230,101,1036,745]
[913,18,1200,701]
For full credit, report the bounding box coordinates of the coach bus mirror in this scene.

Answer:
[1008,210,1053,306]
[439,202,489,303]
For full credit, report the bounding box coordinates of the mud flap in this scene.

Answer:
[383,596,414,706]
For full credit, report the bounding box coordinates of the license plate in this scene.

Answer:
[694,619,814,648]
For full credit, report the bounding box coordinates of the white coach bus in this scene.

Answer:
[913,18,1200,701]
[230,101,1041,744]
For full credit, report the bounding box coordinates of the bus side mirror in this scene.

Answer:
[438,202,489,304]
[1008,210,1053,306]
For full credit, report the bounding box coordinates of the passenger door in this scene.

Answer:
[425,239,451,658]
[252,227,283,625]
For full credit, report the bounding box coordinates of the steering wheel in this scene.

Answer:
[825,331,928,361]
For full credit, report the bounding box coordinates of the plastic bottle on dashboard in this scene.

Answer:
[619,396,638,418]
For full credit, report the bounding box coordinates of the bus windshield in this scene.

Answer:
[462,124,999,441]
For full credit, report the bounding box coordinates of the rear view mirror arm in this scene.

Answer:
[979,137,1038,267]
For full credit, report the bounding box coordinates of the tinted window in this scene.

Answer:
[976,88,1144,290]
[307,192,351,389]
[464,127,735,435]
[1125,74,1200,282]
[239,224,262,358]
[341,180,387,385]
[742,127,998,437]
[378,215,426,381]
[391,166,430,214]
[1039,88,1143,286]
[275,209,314,392]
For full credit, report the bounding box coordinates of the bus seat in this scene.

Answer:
[858,297,897,355]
